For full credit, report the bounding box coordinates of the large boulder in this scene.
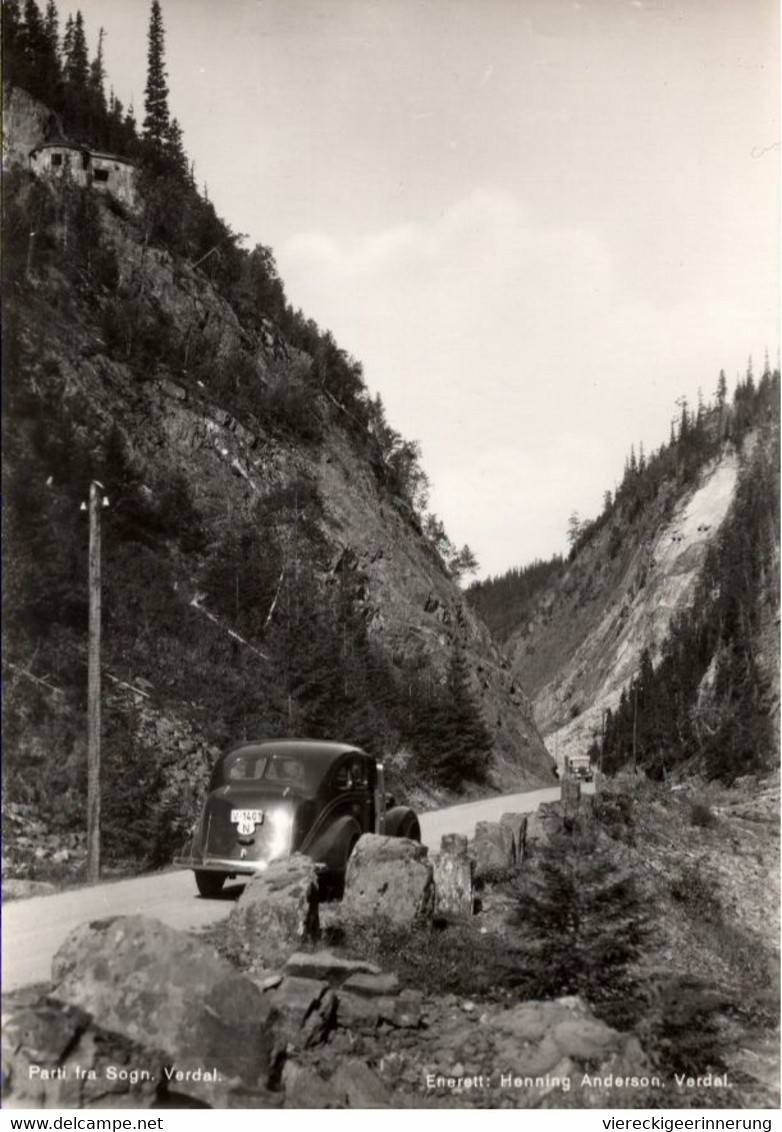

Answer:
[50,915,281,1101]
[2,993,165,1108]
[472,821,515,881]
[432,834,474,917]
[226,854,320,969]
[342,834,434,927]
[500,813,528,862]
[526,801,563,853]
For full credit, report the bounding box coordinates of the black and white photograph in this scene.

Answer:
[1,0,779,1117]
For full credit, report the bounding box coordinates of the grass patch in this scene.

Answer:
[328,916,527,1002]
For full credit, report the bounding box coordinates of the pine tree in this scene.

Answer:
[165,117,188,177]
[143,0,170,150]
[61,12,73,66]
[18,0,60,100]
[64,9,88,90]
[88,26,107,115]
[716,369,728,409]
[512,827,648,1021]
[3,0,22,62]
[44,0,57,45]
[428,640,492,790]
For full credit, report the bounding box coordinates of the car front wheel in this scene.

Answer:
[195,870,226,898]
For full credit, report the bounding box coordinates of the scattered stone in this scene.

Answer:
[281,1061,339,1108]
[50,915,281,1100]
[472,821,515,880]
[254,972,284,992]
[342,972,401,998]
[337,991,384,1030]
[2,993,165,1108]
[330,1058,392,1108]
[487,996,650,1101]
[283,950,381,985]
[342,835,434,927]
[226,853,319,968]
[266,976,337,1050]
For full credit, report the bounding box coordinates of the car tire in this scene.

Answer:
[195,870,226,898]
[385,806,421,841]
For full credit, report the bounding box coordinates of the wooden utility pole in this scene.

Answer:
[87,480,102,883]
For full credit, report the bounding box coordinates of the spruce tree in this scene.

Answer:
[143,0,170,150]
[88,26,106,114]
[64,9,88,90]
[165,117,188,177]
[44,0,57,44]
[512,827,648,1022]
[428,639,492,790]
[61,12,74,68]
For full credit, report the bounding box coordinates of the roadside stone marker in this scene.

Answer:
[500,812,528,862]
[473,820,515,880]
[432,833,475,916]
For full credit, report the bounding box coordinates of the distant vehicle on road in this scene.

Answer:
[564,753,594,783]
[176,739,420,897]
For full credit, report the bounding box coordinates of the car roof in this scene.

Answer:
[220,739,367,767]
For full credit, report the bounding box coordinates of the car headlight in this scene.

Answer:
[267,808,293,859]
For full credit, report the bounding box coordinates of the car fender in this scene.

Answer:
[384,806,421,841]
[307,815,362,873]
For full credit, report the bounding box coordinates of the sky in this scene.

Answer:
[74,0,779,578]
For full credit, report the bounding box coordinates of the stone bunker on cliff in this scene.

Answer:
[29,140,138,210]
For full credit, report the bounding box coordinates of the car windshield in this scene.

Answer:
[218,749,324,789]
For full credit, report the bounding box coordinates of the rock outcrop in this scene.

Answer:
[50,915,282,1101]
[226,854,320,969]
[472,820,516,880]
[342,834,435,927]
[2,993,165,1109]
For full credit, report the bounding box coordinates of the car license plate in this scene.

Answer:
[231,809,264,835]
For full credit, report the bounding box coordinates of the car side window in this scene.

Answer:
[349,757,368,789]
[334,763,352,791]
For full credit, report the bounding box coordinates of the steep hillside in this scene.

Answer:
[504,384,779,776]
[2,87,553,873]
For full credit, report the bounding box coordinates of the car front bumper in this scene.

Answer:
[173,854,270,876]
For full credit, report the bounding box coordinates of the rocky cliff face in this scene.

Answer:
[508,448,744,767]
[2,86,64,167]
[2,84,554,845]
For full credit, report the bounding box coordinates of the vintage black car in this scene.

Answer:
[177,738,421,897]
